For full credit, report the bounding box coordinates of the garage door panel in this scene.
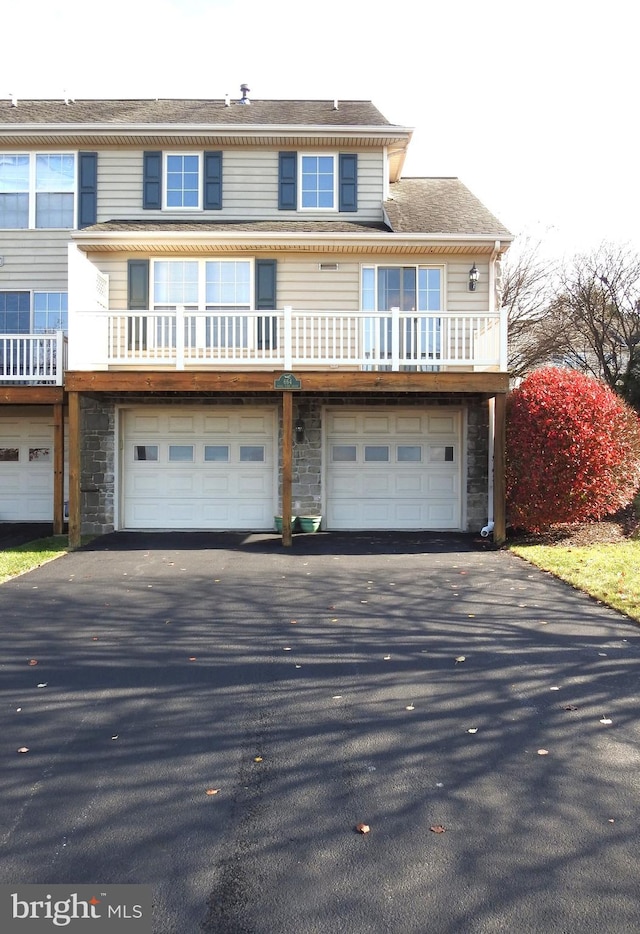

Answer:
[122,407,275,530]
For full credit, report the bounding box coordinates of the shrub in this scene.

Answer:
[506,367,640,531]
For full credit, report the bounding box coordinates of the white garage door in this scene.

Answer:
[0,415,68,521]
[121,406,277,530]
[325,408,462,530]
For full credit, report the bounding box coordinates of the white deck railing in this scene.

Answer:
[76,306,506,371]
[0,332,67,385]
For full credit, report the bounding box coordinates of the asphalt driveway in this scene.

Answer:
[1,530,638,933]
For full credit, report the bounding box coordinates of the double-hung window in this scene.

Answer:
[164,154,201,209]
[300,154,336,209]
[0,154,75,228]
[362,265,443,370]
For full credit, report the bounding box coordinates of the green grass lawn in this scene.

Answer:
[509,540,640,622]
[0,536,70,583]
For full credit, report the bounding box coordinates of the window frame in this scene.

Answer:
[0,152,76,229]
[298,153,337,211]
[163,152,202,210]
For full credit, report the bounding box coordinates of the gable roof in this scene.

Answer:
[385,178,512,238]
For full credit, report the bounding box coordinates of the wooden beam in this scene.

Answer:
[0,386,65,404]
[281,391,293,547]
[63,369,510,395]
[52,402,65,535]
[68,391,82,550]
[493,392,507,545]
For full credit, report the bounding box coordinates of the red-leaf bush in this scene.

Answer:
[506,367,640,532]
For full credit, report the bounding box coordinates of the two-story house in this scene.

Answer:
[0,89,512,547]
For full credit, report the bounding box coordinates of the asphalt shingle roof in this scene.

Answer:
[384,178,512,238]
[0,98,394,127]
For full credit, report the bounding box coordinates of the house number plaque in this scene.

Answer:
[274,373,302,390]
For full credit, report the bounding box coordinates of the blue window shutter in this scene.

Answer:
[339,154,358,212]
[256,259,277,350]
[278,152,297,210]
[255,259,277,309]
[204,151,222,210]
[128,260,149,309]
[143,151,162,209]
[77,152,97,228]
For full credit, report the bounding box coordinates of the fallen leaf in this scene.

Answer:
[295,664,302,669]
[608,818,615,823]
[254,756,263,762]
[435,782,444,788]
[355,822,370,834]
[28,659,38,666]
[455,656,466,664]
[430,825,446,833]
[600,717,613,725]
[283,647,292,651]
[332,695,342,699]
[537,749,549,756]
[92,636,99,641]
[406,704,415,711]
[17,747,29,754]
[383,655,391,660]
[205,788,220,796]
[467,728,478,734]
[290,620,298,624]
[37,683,48,688]
[549,686,560,691]
[188,656,197,661]
[111,735,119,740]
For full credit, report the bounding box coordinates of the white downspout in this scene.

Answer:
[481,240,501,537]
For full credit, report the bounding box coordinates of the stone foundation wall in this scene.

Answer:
[79,392,490,535]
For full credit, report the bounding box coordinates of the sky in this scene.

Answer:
[4,0,638,260]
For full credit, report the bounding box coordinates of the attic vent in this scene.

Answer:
[224,92,230,107]
[333,99,339,110]
[9,93,17,107]
[319,262,339,271]
[238,83,250,104]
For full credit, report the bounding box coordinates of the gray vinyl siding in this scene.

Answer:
[96,149,385,222]
[89,254,484,313]
[0,230,69,290]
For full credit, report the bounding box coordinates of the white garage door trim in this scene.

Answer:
[118,405,277,531]
[323,406,463,531]
[0,414,69,522]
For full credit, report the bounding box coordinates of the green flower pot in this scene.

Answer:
[297,516,322,533]
[274,516,297,533]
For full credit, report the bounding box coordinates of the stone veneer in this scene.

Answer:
[79,392,490,535]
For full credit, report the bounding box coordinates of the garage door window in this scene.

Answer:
[332,445,357,462]
[169,445,194,462]
[0,447,19,461]
[134,445,158,461]
[397,445,422,462]
[29,447,51,462]
[240,445,265,462]
[204,445,229,462]
[364,445,389,462]
[429,445,455,463]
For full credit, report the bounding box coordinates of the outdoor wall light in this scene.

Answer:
[294,418,305,442]
[468,263,479,291]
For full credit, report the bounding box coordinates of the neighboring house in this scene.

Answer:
[0,89,512,546]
